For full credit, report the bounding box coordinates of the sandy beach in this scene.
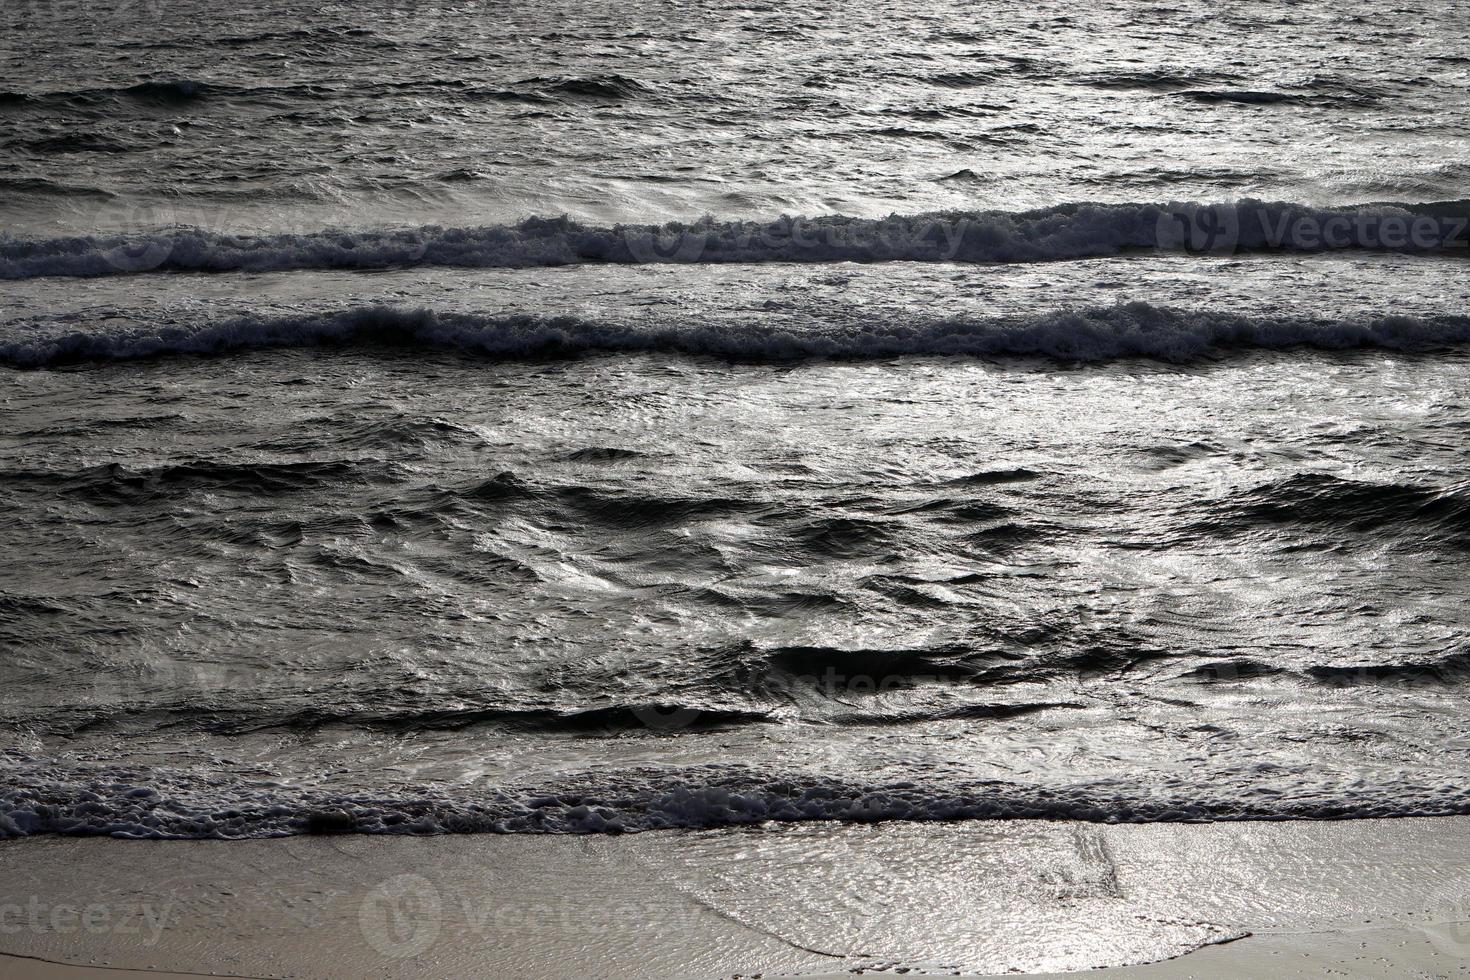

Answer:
[2,817,1468,978]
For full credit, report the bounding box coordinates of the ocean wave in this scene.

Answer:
[0,79,220,106]
[1177,89,1303,105]
[1219,473,1470,543]
[1077,68,1242,91]
[0,176,115,199]
[6,303,1470,369]
[942,467,1045,486]
[518,73,654,100]
[2,199,1466,279]
[4,762,1469,839]
[3,132,139,154]
[0,79,358,117]
[1175,88,1375,107]
[0,74,647,116]
[0,459,393,500]
[43,703,775,738]
[1304,653,1470,685]
[761,643,980,682]
[1176,76,1385,108]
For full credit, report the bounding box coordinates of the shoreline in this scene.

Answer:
[1,817,1468,978]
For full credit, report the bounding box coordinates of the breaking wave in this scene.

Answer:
[6,303,1470,368]
[5,762,1469,839]
[2,199,1466,279]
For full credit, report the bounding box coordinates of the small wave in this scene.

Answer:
[1304,652,1470,686]
[830,701,1084,725]
[3,199,1466,279]
[550,704,768,731]
[762,643,979,683]
[935,168,986,182]
[5,133,138,154]
[0,459,387,500]
[330,416,485,452]
[1177,89,1304,105]
[0,80,212,107]
[943,468,1043,486]
[0,176,115,199]
[1177,84,1381,108]
[1078,68,1241,92]
[190,703,771,736]
[549,486,760,528]
[869,126,955,142]
[560,447,651,463]
[1176,654,1470,687]
[0,80,332,111]
[518,74,653,101]
[434,168,490,182]
[457,470,536,502]
[463,87,558,105]
[922,71,999,88]
[787,514,903,558]
[1222,473,1470,541]
[1181,659,1286,682]
[214,26,385,47]
[120,80,211,103]
[7,303,1470,369]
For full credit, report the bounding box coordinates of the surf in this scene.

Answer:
[3,199,1467,279]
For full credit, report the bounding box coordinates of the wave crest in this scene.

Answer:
[5,763,1468,838]
[6,303,1470,369]
[2,199,1466,279]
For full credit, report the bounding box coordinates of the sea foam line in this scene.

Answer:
[1,199,1467,279]
[4,763,1469,839]
[6,302,1470,368]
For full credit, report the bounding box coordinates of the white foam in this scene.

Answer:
[4,762,1468,839]
[2,199,1466,279]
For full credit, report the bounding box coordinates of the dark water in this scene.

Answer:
[4,0,1470,237]
[2,0,1470,837]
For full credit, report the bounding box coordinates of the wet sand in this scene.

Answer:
[1,817,1468,978]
